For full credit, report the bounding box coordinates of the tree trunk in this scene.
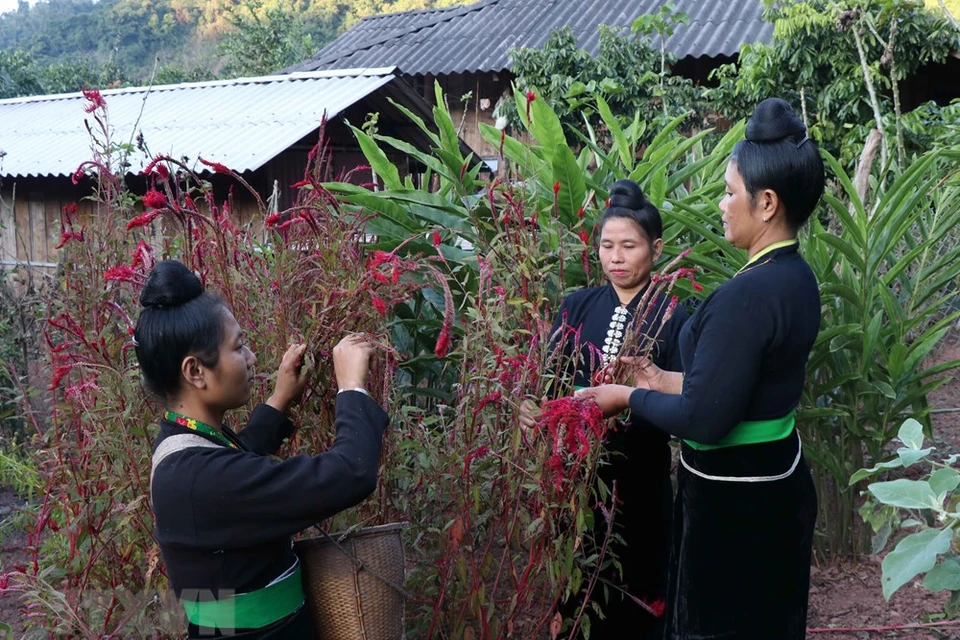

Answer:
[888,20,905,170]
[852,21,888,171]
[854,128,882,213]
[800,86,809,130]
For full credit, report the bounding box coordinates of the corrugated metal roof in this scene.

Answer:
[0,68,399,179]
[287,0,772,76]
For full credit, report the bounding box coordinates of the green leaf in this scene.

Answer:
[868,479,938,510]
[897,447,934,467]
[551,144,586,224]
[849,458,903,485]
[648,165,667,209]
[923,556,960,592]
[349,125,402,190]
[929,468,960,498]
[529,95,567,160]
[595,95,631,168]
[882,528,953,599]
[898,418,925,450]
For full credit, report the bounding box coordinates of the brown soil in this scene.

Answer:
[806,329,960,639]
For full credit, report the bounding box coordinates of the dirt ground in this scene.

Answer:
[1,330,959,638]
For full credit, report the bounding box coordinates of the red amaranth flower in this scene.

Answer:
[131,239,153,269]
[125,211,160,231]
[371,294,388,315]
[290,179,310,188]
[645,599,666,617]
[473,390,503,416]
[199,158,232,175]
[553,181,561,197]
[463,445,490,472]
[142,189,168,209]
[55,231,84,249]
[81,88,105,113]
[578,229,589,244]
[434,325,452,358]
[432,231,441,247]
[103,265,137,282]
[265,213,282,226]
[49,364,73,390]
[577,207,585,220]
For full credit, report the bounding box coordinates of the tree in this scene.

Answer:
[217,0,317,77]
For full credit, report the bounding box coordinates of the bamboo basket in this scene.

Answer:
[294,523,406,640]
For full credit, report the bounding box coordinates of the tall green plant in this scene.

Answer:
[800,149,960,555]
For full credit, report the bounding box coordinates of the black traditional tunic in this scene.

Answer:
[628,242,820,640]
[551,283,688,639]
[151,391,388,639]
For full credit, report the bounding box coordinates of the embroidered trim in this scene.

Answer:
[601,305,629,365]
[679,431,803,483]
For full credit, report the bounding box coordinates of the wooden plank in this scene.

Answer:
[0,190,16,264]
[13,193,30,262]
[29,194,46,265]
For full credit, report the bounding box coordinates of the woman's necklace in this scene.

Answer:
[735,239,798,278]
[164,410,238,449]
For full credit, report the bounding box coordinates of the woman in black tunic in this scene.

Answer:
[523,180,687,639]
[137,260,388,639]
[579,99,824,639]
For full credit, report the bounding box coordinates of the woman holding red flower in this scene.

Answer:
[580,99,824,639]
[523,179,688,639]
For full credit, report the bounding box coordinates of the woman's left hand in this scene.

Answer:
[268,343,310,413]
[575,385,633,418]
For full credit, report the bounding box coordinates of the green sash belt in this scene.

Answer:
[684,411,796,451]
[182,563,304,630]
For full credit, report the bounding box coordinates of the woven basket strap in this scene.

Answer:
[150,434,223,507]
[315,527,411,599]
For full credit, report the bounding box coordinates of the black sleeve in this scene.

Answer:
[182,391,388,548]
[628,287,768,444]
[233,403,295,455]
[658,305,689,373]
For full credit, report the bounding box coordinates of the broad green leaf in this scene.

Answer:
[595,95,631,168]
[929,468,960,498]
[349,125,402,190]
[529,95,567,160]
[882,528,953,599]
[848,458,903,485]
[868,479,938,510]
[897,447,933,467]
[925,556,960,592]
[551,143,586,225]
[898,418,925,450]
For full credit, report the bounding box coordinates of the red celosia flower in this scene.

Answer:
[367,250,394,270]
[49,364,73,390]
[184,195,198,211]
[434,325,452,358]
[526,91,536,103]
[131,239,153,269]
[371,270,390,284]
[55,231,84,249]
[473,390,503,416]
[463,445,491,472]
[81,88,105,113]
[199,158,232,175]
[432,231,441,247]
[265,213,282,226]
[662,295,680,324]
[535,397,607,490]
[691,280,704,292]
[371,294,388,316]
[125,211,160,231]
[142,189,168,210]
[578,229,589,244]
[645,599,666,617]
[290,179,310,188]
[72,167,85,185]
[103,265,137,282]
[577,207,585,220]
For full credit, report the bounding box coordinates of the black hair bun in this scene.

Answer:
[746,98,806,143]
[607,179,647,210]
[140,260,203,308]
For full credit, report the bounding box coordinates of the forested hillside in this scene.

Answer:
[0,0,466,97]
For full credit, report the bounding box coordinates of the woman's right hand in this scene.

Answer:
[519,398,541,430]
[333,334,375,390]
[620,356,663,391]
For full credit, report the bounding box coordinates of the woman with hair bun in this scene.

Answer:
[580,98,824,638]
[522,179,688,638]
[136,259,387,639]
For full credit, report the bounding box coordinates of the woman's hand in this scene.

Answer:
[267,343,310,413]
[333,334,375,391]
[519,398,542,430]
[575,385,633,418]
[620,356,683,395]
